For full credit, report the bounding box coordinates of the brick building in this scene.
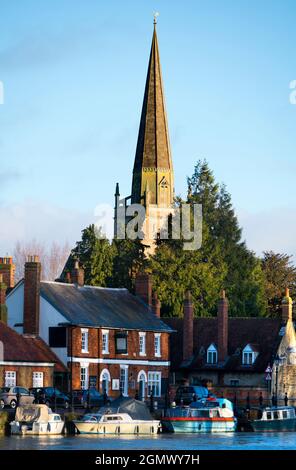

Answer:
[164,290,292,406]
[6,258,173,399]
[0,273,66,389]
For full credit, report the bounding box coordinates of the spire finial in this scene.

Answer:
[153,11,159,26]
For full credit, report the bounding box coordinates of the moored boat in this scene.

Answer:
[73,412,160,435]
[162,398,237,433]
[10,404,64,435]
[247,406,296,432]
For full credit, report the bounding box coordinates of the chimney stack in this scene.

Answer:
[71,261,84,287]
[0,257,15,289]
[152,292,161,317]
[282,288,293,323]
[24,255,41,335]
[135,273,152,307]
[183,290,194,362]
[217,290,229,362]
[0,274,8,323]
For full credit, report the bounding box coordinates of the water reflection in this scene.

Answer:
[0,432,295,450]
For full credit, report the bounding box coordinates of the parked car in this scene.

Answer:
[29,387,70,409]
[0,387,35,409]
[71,389,108,409]
[175,385,209,405]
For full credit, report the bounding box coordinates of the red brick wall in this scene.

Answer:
[68,327,170,397]
[0,365,54,388]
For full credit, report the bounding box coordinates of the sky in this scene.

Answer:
[0,0,296,260]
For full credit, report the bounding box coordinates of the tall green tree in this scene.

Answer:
[110,238,147,291]
[261,251,296,317]
[63,224,114,286]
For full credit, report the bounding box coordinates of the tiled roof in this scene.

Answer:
[40,281,173,333]
[0,321,66,372]
[164,317,282,372]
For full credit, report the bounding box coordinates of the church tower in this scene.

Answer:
[114,19,175,250]
[131,19,174,207]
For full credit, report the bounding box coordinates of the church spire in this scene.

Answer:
[131,20,174,206]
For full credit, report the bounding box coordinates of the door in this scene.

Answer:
[138,372,146,401]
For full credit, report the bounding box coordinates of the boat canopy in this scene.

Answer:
[15,405,51,423]
[100,397,154,421]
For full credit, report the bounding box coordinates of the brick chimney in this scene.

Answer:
[152,292,161,317]
[183,290,194,362]
[71,261,84,287]
[217,290,229,362]
[0,274,8,323]
[0,257,15,289]
[23,255,41,335]
[282,288,293,323]
[135,273,152,307]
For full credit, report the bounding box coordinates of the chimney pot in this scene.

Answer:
[282,288,293,323]
[135,273,152,307]
[183,290,194,362]
[71,261,84,287]
[217,290,228,362]
[23,255,41,335]
[152,292,161,317]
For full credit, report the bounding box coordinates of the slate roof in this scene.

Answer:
[0,321,66,372]
[164,317,282,373]
[40,281,173,333]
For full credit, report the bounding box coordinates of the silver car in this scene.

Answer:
[0,387,35,409]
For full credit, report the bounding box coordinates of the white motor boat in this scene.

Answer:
[10,404,64,435]
[73,412,160,435]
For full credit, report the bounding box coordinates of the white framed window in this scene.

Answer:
[242,344,258,365]
[154,333,161,357]
[148,371,161,397]
[80,365,89,390]
[207,344,218,364]
[102,330,109,354]
[81,328,89,353]
[5,371,16,387]
[32,372,44,388]
[139,332,146,356]
[120,365,128,397]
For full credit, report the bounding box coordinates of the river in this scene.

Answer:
[0,432,296,450]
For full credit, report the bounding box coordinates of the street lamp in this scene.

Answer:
[273,354,281,408]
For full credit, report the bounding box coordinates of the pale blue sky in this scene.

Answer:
[0,0,296,258]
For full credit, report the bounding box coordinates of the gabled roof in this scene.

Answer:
[0,321,66,372]
[40,281,172,333]
[164,317,282,373]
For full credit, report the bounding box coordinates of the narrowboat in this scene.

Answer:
[161,398,237,433]
[10,404,64,435]
[247,406,296,432]
[73,412,160,435]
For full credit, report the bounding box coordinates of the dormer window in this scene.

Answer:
[242,344,258,365]
[207,344,218,364]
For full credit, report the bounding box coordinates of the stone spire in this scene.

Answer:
[131,21,174,207]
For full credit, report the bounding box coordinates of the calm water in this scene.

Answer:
[0,433,296,450]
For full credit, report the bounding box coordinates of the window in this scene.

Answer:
[81,329,89,353]
[5,371,16,387]
[115,332,128,354]
[148,371,161,397]
[102,330,109,354]
[49,327,67,347]
[33,372,44,388]
[139,333,146,356]
[80,365,89,390]
[154,334,161,357]
[207,344,218,364]
[120,366,128,396]
[230,379,239,387]
[242,345,258,365]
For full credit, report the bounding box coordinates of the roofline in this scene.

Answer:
[58,321,174,333]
